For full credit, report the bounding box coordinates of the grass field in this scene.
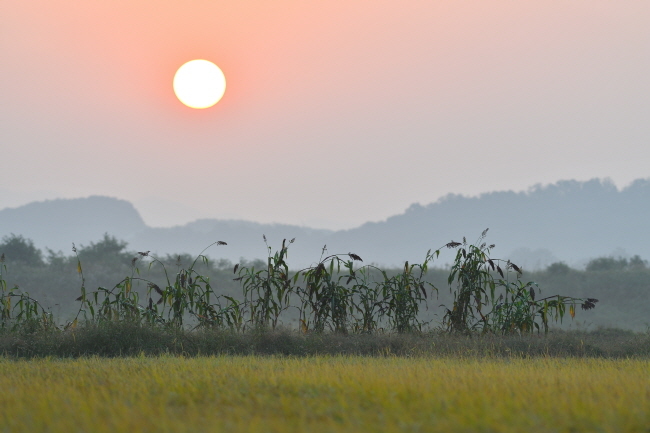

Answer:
[0,355,647,433]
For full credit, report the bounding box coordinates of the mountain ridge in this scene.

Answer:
[1,178,649,269]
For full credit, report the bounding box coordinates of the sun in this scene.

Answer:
[173,60,226,109]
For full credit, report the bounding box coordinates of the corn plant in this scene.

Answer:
[78,278,143,323]
[2,232,602,336]
[443,229,598,334]
[347,265,385,333]
[73,241,244,331]
[487,279,599,334]
[137,242,244,330]
[235,237,294,330]
[378,253,438,333]
[72,243,146,326]
[0,253,55,332]
[295,247,364,333]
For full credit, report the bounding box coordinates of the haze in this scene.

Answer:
[2,1,649,229]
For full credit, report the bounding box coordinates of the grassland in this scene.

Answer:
[0,355,647,433]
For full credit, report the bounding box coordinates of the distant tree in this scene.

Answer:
[212,258,234,270]
[45,248,68,268]
[585,257,628,272]
[0,234,45,267]
[546,262,571,274]
[628,255,648,270]
[76,234,133,264]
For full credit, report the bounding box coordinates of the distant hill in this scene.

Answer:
[325,178,650,269]
[1,178,649,268]
[0,196,147,253]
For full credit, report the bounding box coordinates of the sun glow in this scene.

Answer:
[173,60,226,109]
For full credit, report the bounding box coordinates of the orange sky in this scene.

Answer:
[2,1,650,228]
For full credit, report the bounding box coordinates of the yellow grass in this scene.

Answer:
[0,355,647,432]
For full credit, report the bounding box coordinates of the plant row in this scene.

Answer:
[0,230,598,335]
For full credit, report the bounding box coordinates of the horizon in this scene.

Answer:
[1,175,645,231]
[2,175,650,272]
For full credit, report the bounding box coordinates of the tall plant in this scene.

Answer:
[348,264,384,333]
[295,247,363,333]
[443,229,598,334]
[73,241,244,330]
[379,253,438,333]
[0,253,55,332]
[235,237,294,330]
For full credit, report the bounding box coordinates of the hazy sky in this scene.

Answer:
[3,1,649,229]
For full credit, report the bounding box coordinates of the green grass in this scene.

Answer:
[1,355,647,432]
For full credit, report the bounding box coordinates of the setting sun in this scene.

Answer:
[173,60,226,109]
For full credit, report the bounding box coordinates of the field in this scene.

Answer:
[1,355,648,433]
[1,235,648,432]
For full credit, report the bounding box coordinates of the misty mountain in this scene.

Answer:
[1,178,649,269]
[328,178,650,269]
[0,196,147,253]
